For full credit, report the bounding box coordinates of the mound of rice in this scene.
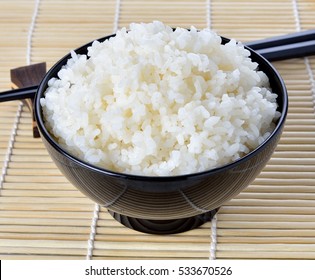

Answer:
[41,21,280,176]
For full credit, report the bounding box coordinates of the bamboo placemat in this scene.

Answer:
[0,0,314,260]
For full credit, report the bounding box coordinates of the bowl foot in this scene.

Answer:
[108,208,219,234]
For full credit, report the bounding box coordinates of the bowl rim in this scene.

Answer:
[34,32,288,182]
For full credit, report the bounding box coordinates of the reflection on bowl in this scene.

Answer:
[35,35,288,234]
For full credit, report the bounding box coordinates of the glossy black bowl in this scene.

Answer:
[33,35,288,234]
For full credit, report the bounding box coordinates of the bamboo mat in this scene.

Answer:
[0,0,314,260]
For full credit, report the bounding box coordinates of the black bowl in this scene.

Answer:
[34,35,288,234]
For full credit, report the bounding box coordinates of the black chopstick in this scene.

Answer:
[0,85,37,102]
[246,29,315,50]
[251,39,315,61]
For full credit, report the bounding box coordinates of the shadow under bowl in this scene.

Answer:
[34,35,288,234]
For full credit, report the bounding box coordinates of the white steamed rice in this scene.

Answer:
[41,21,280,176]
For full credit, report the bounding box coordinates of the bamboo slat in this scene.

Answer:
[0,0,315,260]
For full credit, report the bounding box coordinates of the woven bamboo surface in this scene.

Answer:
[0,0,314,260]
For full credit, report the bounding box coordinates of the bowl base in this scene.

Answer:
[108,208,219,234]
